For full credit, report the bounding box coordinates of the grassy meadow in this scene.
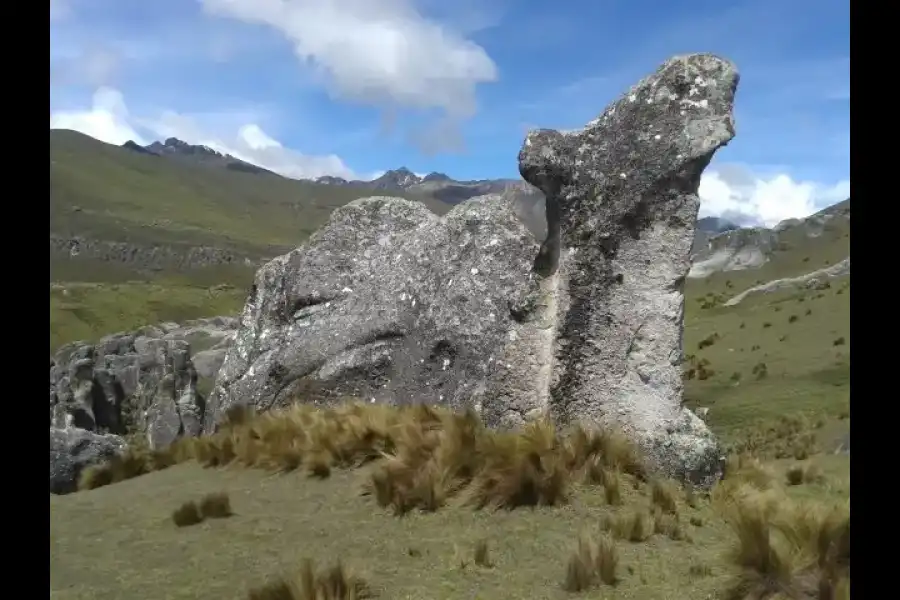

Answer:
[49,131,850,599]
[49,268,850,599]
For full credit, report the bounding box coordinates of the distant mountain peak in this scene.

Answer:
[145,137,225,159]
[696,216,739,235]
[121,140,156,156]
[369,167,422,190]
[422,172,451,182]
[122,137,275,176]
[315,175,349,185]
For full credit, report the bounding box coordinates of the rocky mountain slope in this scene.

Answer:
[124,137,277,176]
[56,130,805,284]
[689,198,850,279]
[50,130,453,283]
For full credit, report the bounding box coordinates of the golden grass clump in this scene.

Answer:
[719,485,849,600]
[652,509,687,541]
[75,400,648,516]
[785,463,825,487]
[247,558,371,600]
[78,436,195,492]
[602,509,654,543]
[650,478,681,515]
[199,492,233,519]
[728,414,823,460]
[473,539,494,568]
[563,532,620,592]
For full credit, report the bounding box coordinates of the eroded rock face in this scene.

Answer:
[206,54,740,487]
[49,317,237,448]
[50,427,126,494]
[518,53,738,486]
[205,194,545,429]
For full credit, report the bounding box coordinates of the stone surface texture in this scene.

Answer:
[205,54,740,487]
[50,427,126,494]
[49,317,237,448]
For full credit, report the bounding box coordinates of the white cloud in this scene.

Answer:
[50,88,145,145]
[699,166,849,228]
[50,87,358,180]
[199,0,498,117]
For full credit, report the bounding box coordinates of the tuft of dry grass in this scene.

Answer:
[650,478,680,515]
[473,539,494,568]
[602,469,623,506]
[74,402,654,523]
[563,532,619,592]
[172,501,203,528]
[726,413,824,460]
[78,437,195,492]
[247,558,371,600]
[717,484,849,600]
[92,403,646,516]
[653,510,686,541]
[199,492,233,519]
[603,509,654,543]
[785,463,825,487]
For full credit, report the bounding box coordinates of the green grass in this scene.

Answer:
[50,281,247,351]
[51,443,849,600]
[693,202,849,300]
[683,279,850,444]
[50,272,850,598]
[50,130,450,258]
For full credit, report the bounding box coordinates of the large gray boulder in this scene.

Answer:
[50,427,126,494]
[205,54,739,486]
[518,54,738,485]
[49,317,237,448]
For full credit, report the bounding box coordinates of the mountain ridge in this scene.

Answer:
[52,130,848,286]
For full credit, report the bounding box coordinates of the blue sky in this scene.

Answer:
[50,0,849,227]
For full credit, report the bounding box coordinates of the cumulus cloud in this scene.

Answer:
[50,88,144,145]
[699,165,849,228]
[50,88,358,180]
[199,0,498,152]
[200,0,497,115]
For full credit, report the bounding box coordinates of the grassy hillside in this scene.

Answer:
[50,282,247,350]
[48,130,456,350]
[50,129,451,277]
[50,130,449,298]
[50,263,850,599]
[693,202,850,300]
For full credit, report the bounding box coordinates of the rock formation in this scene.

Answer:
[50,427,126,494]
[49,318,237,449]
[205,53,740,487]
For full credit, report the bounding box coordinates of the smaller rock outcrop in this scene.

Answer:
[50,427,125,494]
[49,317,237,448]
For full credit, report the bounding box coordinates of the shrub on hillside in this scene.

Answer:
[172,501,203,528]
[199,492,233,519]
[698,332,720,350]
